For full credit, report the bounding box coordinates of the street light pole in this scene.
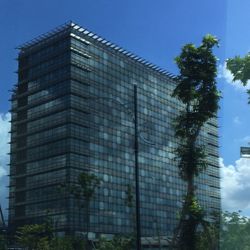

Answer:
[134,84,142,250]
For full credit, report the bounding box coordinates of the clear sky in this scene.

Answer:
[0,0,250,218]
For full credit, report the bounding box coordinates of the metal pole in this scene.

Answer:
[134,84,141,250]
[0,205,5,227]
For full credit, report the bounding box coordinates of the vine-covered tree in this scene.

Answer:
[171,34,220,250]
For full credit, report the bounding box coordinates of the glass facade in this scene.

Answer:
[9,22,220,243]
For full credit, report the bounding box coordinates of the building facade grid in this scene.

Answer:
[9,22,220,241]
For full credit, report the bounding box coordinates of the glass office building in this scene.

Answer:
[9,22,220,243]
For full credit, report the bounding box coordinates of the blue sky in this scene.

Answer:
[1,0,250,217]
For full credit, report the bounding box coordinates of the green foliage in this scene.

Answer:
[0,235,7,250]
[96,235,134,250]
[16,223,53,250]
[189,197,204,219]
[196,222,219,250]
[171,34,220,249]
[15,227,134,250]
[220,211,250,250]
[60,172,100,250]
[50,236,76,250]
[61,172,101,204]
[173,34,220,122]
[16,224,87,250]
[173,35,220,182]
[78,172,101,201]
[227,54,250,103]
[125,184,134,208]
[37,237,51,250]
[227,54,250,86]
[70,236,87,250]
[176,143,207,180]
[197,211,250,250]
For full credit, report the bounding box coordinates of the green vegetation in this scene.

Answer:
[16,223,85,250]
[220,211,250,250]
[0,235,7,250]
[227,54,250,86]
[13,210,250,250]
[196,212,220,250]
[16,223,53,250]
[227,53,250,105]
[70,172,101,232]
[96,235,134,250]
[15,224,133,250]
[60,172,100,249]
[171,34,220,250]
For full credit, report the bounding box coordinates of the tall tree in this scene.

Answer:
[171,34,220,250]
